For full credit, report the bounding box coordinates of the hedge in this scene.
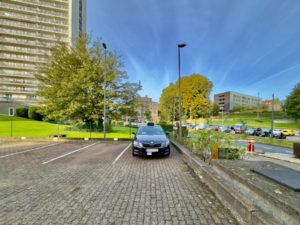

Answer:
[28,107,44,121]
[16,107,29,118]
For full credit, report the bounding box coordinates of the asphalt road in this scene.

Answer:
[236,140,293,154]
[0,140,238,225]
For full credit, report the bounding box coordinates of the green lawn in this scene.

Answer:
[212,111,300,130]
[0,115,137,139]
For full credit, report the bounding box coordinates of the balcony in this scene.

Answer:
[0,11,68,28]
[1,27,69,43]
[1,19,68,35]
[0,2,68,20]
[0,89,37,95]
[0,61,38,71]
[0,37,60,49]
[0,45,51,56]
[0,81,38,87]
[0,54,48,64]
[10,0,69,12]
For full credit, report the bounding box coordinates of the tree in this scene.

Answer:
[144,110,152,121]
[159,74,212,121]
[36,34,141,123]
[159,84,178,121]
[181,74,212,119]
[284,83,300,120]
[211,103,220,116]
[28,107,44,121]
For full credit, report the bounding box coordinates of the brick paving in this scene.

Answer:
[0,141,238,225]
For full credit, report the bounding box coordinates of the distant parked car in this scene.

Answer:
[272,129,286,139]
[259,128,271,137]
[255,128,263,136]
[234,124,246,134]
[245,128,257,135]
[207,124,219,131]
[219,126,231,133]
[282,129,295,136]
[195,123,208,130]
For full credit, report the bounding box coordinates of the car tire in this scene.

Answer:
[132,150,138,157]
[165,149,170,157]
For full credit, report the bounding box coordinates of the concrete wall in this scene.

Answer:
[0,102,29,116]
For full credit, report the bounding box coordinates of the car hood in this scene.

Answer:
[136,135,168,142]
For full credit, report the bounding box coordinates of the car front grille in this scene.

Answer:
[142,143,161,148]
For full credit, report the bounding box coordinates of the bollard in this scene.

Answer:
[212,143,218,160]
[250,138,255,152]
[247,138,255,152]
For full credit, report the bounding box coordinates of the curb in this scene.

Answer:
[258,154,300,165]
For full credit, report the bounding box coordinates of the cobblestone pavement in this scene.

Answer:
[0,141,239,225]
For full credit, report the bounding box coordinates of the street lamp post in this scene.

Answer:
[271,93,275,137]
[178,43,186,144]
[102,43,107,140]
[220,106,224,125]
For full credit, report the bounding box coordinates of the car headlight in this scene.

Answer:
[161,140,170,147]
[133,141,143,148]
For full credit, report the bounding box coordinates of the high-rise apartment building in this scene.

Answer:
[0,0,86,114]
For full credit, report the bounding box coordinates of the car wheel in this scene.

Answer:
[132,150,138,156]
[165,149,170,157]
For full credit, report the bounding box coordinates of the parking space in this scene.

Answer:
[0,140,238,225]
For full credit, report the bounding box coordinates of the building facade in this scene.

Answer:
[214,91,261,112]
[0,0,86,114]
[262,100,282,111]
[136,96,159,123]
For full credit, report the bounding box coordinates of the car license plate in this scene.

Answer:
[146,149,159,153]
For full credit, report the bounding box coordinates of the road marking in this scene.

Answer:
[112,143,132,165]
[262,146,272,150]
[42,142,98,165]
[0,143,60,159]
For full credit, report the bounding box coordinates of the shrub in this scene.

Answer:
[188,130,246,163]
[28,107,44,121]
[158,123,173,133]
[16,107,28,118]
[112,121,124,126]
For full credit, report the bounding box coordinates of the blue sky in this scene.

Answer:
[87,0,300,102]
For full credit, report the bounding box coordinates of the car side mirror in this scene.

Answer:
[165,132,170,137]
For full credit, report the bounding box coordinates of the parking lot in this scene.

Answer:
[0,140,238,225]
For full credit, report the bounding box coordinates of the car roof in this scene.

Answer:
[138,125,161,128]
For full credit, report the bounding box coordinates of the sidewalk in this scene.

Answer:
[261,152,300,165]
[246,152,300,171]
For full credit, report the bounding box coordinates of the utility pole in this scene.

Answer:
[172,97,175,126]
[271,94,275,137]
[177,43,186,144]
[102,43,107,140]
[257,92,260,120]
[220,106,224,125]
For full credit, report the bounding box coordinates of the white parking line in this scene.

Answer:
[41,142,98,165]
[112,143,132,165]
[0,143,61,159]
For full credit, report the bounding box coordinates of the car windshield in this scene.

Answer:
[137,126,165,135]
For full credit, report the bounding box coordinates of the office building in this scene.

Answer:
[0,0,86,114]
[214,91,261,112]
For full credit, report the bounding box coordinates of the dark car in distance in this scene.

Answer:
[132,123,170,157]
